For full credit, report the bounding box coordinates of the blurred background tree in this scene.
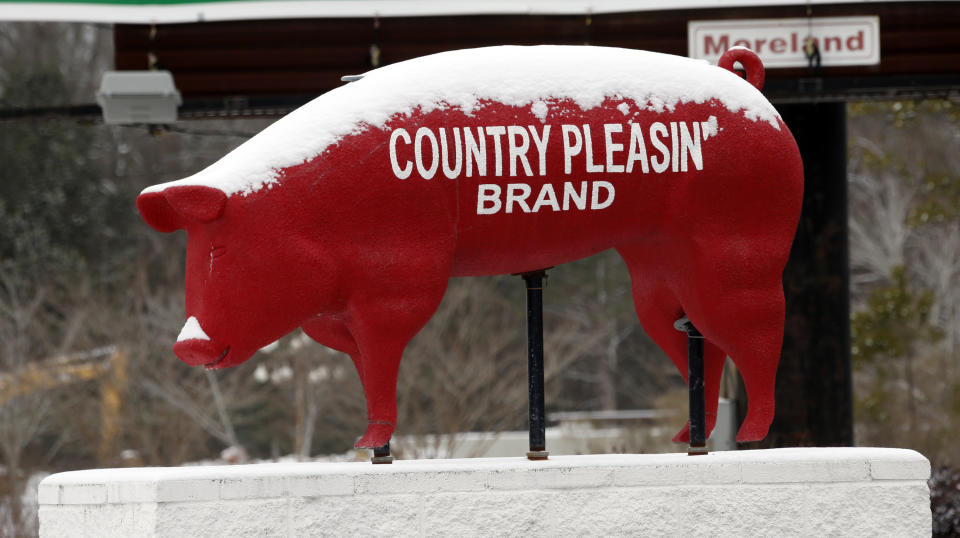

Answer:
[848,100,960,467]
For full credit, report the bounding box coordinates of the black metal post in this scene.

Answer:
[371,441,393,464]
[675,316,708,455]
[522,270,549,460]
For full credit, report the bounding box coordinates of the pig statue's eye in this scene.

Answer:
[209,246,226,272]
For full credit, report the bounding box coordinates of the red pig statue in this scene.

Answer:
[137,45,803,449]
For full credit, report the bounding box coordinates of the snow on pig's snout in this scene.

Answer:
[173,316,228,368]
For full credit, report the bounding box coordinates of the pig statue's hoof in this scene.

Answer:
[735,405,774,442]
[354,421,395,449]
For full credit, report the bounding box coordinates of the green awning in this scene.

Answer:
[0,0,913,25]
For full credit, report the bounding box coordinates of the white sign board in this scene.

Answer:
[689,16,880,68]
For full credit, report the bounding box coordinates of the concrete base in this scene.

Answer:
[39,447,931,537]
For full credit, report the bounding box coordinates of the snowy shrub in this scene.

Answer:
[930,465,960,537]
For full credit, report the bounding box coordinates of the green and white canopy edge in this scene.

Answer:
[0,0,933,25]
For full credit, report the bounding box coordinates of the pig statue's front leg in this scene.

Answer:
[301,312,399,447]
[343,267,452,449]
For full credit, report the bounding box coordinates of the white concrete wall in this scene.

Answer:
[39,447,931,537]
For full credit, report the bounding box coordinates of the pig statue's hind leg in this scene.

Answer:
[616,246,726,444]
[676,272,785,443]
[344,271,452,449]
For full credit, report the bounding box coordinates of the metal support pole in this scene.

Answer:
[675,316,708,456]
[371,441,393,464]
[522,270,549,460]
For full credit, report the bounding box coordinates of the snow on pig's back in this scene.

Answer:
[140,45,780,200]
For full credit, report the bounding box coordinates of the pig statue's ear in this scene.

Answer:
[137,185,227,232]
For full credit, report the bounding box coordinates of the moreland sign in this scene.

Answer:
[689,16,880,68]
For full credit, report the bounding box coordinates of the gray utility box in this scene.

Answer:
[97,71,181,124]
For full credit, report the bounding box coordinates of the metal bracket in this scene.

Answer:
[371,442,393,464]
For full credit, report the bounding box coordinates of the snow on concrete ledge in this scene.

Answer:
[39,447,931,537]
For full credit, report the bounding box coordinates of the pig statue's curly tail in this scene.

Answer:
[718,47,765,91]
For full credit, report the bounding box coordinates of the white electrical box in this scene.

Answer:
[97,71,181,125]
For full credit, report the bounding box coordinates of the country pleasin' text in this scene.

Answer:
[388,118,719,215]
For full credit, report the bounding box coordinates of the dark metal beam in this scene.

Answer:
[114,2,960,100]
